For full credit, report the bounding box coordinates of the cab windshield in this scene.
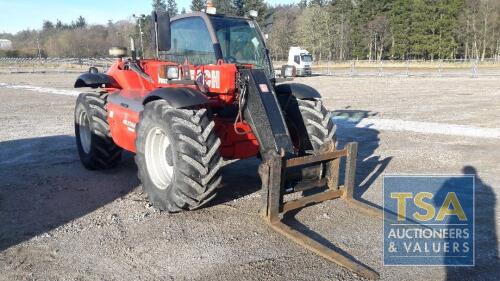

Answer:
[210,16,268,69]
[301,54,313,62]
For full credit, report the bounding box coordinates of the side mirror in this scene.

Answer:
[152,10,171,55]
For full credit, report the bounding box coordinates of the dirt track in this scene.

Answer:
[0,73,499,281]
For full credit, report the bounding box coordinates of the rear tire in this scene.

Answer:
[285,97,336,153]
[75,92,122,170]
[135,100,222,212]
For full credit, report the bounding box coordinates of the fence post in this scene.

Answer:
[471,59,478,78]
[438,59,443,77]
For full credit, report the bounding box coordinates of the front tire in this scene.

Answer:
[135,100,223,212]
[75,92,122,170]
[285,97,336,153]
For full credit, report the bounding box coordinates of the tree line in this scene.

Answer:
[1,0,498,61]
[0,17,135,58]
[268,0,499,61]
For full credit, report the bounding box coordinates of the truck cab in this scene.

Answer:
[287,47,312,76]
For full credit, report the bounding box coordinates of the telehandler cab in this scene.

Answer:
[74,7,383,279]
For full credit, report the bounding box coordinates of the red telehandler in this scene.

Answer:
[74,7,382,279]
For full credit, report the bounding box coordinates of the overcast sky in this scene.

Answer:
[0,0,297,34]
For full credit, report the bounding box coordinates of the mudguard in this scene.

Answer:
[274,83,321,99]
[143,87,210,109]
[74,73,119,89]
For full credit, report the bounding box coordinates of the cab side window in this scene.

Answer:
[164,17,215,65]
[294,55,300,64]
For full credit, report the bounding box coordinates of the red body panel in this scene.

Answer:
[107,61,155,91]
[107,101,140,153]
[104,58,259,159]
[214,119,259,159]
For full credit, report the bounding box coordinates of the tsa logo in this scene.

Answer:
[383,175,474,266]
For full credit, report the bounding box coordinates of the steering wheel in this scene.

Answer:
[225,56,238,63]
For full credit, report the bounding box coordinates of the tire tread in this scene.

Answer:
[135,101,222,212]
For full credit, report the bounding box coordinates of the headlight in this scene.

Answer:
[158,65,180,83]
[166,66,179,80]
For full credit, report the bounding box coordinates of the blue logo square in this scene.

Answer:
[383,175,475,266]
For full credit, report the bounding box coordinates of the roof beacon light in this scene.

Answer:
[206,0,217,15]
[249,10,258,18]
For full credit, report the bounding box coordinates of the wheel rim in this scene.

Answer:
[78,111,91,154]
[145,127,173,190]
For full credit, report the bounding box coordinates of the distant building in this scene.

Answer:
[0,39,13,50]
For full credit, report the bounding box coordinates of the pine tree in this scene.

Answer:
[328,0,355,60]
[390,0,413,59]
[213,0,234,15]
[350,0,392,60]
[152,0,167,11]
[233,0,245,16]
[298,0,308,9]
[435,0,462,59]
[244,0,268,25]
[309,0,324,7]
[55,20,64,30]
[166,0,178,17]
[402,0,463,60]
[42,21,54,31]
[191,0,206,11]
[74,16,87,28]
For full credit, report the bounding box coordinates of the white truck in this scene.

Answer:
[287,47,313,76]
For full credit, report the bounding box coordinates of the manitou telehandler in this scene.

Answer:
[74,7,383,279]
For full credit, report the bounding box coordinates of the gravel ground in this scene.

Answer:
[0,73,499,281]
